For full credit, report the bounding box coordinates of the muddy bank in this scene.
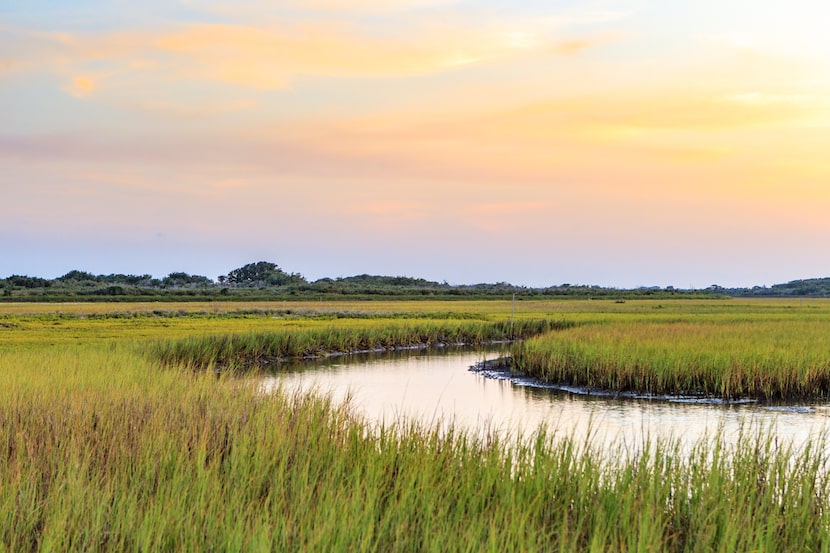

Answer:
[470,357,767,407]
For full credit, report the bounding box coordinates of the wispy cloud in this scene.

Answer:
[230,0,457,13]
[1,15,607,99]
[2,73,825,191]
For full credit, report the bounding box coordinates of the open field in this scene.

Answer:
[3,299,830,550]
[2,296,828,323]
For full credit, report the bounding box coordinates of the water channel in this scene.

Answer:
[261,347,830,452]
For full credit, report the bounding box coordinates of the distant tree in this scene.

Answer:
[162,272,212,287]
[334,274,441,288]
[100,274,153,285]
[225,262,305,286]
[226,261,272,285]
[5,275,51,289]
[57,270,98,282]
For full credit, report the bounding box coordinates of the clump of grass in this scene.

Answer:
[514,320,830,400]
[152,319,568,371]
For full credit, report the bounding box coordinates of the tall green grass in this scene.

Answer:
[5,302,830,550]
[2,342,830,551]
[515,319,830,399]
[153,319,566,371]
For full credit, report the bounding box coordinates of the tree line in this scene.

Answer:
[5,261,811,301]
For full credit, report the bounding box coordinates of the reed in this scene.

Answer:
[151,319,566,371]
[514,318,830,400]
[2,341,830,551]
[3,301,830,550]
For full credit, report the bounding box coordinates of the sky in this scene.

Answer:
[2,1,830,288]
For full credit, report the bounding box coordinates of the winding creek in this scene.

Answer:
[261,347,830,453]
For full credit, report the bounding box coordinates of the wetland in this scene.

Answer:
[4,298,830,551]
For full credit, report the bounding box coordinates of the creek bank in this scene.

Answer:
[255,339,517,369]
[470,356,764,406]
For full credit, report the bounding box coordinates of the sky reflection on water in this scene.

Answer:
[261,348,830,453]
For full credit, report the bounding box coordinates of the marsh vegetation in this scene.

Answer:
[3,299,830,550]
[514,301,830,400]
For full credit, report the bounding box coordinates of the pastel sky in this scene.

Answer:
[2,1,830,288]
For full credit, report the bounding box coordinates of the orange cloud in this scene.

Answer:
[4,8,828,221]
[65,75,97,97]
[150,22,591,86]
[305,87,815,176]
[2,16,607,97]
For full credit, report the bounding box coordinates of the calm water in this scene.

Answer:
[261,348,830,451]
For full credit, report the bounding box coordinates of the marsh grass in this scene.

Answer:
[2,342,830,551]
[515,319,830,400]
[4,301,830,550]
[152,319,566,371]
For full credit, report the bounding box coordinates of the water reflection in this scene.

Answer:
[261,348,830,452]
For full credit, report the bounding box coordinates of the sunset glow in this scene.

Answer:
[2,1,829,287]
